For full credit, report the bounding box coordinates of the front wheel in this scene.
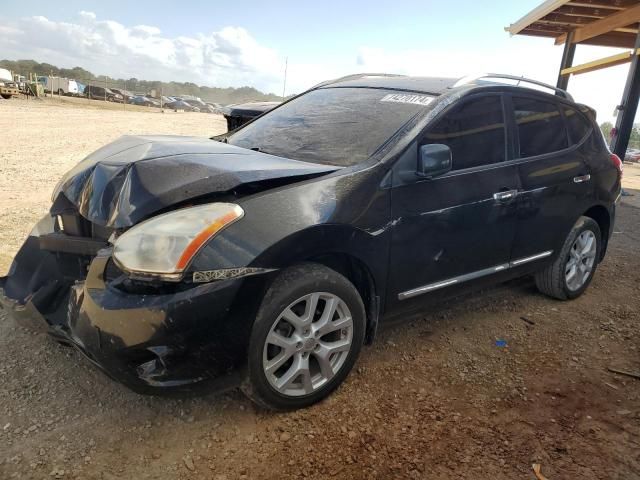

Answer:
[535,216,601,300]
[242,263,365,411]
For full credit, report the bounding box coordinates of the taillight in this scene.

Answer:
[610,153,623,178]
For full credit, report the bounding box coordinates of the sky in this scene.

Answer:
[0,0,632,122]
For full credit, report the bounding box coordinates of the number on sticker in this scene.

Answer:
[381,94,434,106]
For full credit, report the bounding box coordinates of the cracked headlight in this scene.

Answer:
[113,203,244,280]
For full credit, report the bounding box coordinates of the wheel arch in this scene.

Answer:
[248,224,387,345]
[582,204,611,260]
[305,252,380,345]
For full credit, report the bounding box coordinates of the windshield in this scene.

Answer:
[227,87,433,166]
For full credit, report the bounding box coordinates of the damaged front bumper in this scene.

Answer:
[0,215,254,395]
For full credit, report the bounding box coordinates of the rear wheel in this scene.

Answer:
[242,263,365,411]
[535,216,601,300]
[0,94,11,99]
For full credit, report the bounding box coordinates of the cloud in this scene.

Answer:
[354,40,629,123]
[0,11,629,121]
[0,12,287,93]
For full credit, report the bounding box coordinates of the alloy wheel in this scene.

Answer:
[565,229,597,291]
[262,292,353,397]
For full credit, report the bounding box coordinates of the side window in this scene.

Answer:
[563,105,592,144]
[513,96,568,158]
[424,96,506,170]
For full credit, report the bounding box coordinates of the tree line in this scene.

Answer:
[0,59,290,105]
[600,121,640,150]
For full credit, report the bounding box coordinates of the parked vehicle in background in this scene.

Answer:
[624,148,640,162]
[221,101,280,131]
[130,95,161,107]
[13,74,26,92]
[111,88,136,103]
[39,77,79,96]
[165,98,199,111]
[85,85,123,102]
[206,101,223,113]
[183,98,216,113]
[160,96,175,106]
[0,68,19,99]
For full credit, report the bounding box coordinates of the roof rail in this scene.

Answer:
[453,73,573,101]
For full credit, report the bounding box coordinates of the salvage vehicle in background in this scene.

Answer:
[625,148,640,162]
[111,88,137,103]
[129,95,161,107]
[181,98,216,113]
[165,97,200,111]
[39,77,80,96]
[0,73,621,411]
[221,101,280,131]
[85,85,123,102]
[0,68,20,99]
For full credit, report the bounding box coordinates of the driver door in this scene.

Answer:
[386,93,520,313]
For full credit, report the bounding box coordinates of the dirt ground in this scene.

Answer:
[0,98,639,480]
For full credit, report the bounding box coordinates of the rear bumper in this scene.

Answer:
[0,219,259,395]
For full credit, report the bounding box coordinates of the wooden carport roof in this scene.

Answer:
[505,0,640,160]
[506,0,640,49]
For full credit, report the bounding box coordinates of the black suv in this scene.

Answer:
[85,85,123,102]
[222,101,280,130]
[0,74,621,410]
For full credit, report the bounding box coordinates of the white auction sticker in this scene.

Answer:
[380,93,434,106]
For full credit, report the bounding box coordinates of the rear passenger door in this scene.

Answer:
[508,94,593,265]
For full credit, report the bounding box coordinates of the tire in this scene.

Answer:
[0,94,11,100]
[242,263,366,411]
[535,216,601,300]
[57,89,64,95]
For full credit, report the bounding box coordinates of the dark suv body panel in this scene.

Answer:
[0,75,620,395]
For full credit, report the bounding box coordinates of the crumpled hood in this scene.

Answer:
[53,135,339,228]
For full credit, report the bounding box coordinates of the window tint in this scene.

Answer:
[513,97,567,158]
[564,106,592,143]
[424,96,505,170]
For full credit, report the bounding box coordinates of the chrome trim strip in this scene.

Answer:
[398,263,510,300]
[398,250,554,301]
[510,250,553,266]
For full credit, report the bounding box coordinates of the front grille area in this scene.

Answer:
[52,194,115,241]
[58,212,114,241]
[59,212,92,237]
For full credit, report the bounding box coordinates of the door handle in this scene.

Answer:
[493,189,518,202]
[573,174,591,183]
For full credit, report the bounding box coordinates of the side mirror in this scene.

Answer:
[417,144,452,179]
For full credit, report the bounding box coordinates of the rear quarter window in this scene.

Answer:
[513,96,567,158]
[563,105,593,144]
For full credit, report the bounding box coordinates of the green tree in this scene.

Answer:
[600,121,613,145]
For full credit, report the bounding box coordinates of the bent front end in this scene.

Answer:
[0,214,264,394]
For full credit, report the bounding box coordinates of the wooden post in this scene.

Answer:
[611,31,640,159]
[556,30,576,91]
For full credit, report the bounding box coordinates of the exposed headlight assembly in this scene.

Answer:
[113,203,244,281]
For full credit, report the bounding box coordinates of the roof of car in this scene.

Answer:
[318,74,458,95]
[317,73,576,103]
